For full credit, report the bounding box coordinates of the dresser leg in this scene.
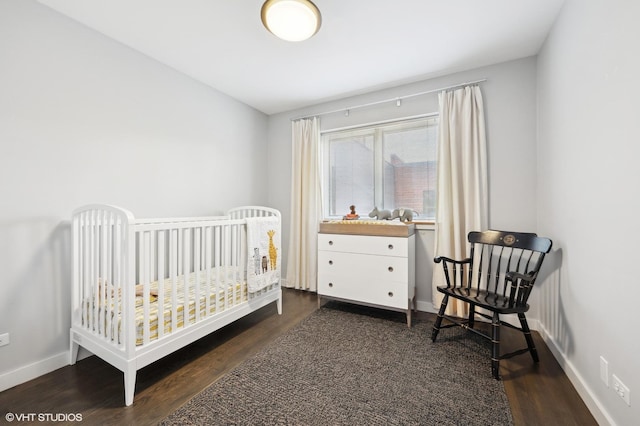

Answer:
[406,306,412,328]
[317,294,322,309]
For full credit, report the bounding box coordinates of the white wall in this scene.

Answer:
[267,57,539,312]
[537,0,640,424]
[0,0,268,391]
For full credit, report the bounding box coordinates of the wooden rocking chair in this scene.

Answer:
[431,230,552,379]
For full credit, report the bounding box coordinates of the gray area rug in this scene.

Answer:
[162,302,513,425]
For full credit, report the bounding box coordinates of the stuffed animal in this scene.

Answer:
[390,208,415,222]
[368,206,392,220]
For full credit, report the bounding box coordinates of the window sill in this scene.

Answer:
[412,221,435,231]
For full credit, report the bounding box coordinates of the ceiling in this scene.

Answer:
[37,0,565,115]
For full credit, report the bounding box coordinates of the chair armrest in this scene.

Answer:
[434,256,472,265]
[505,271,538,306]
[433,257,471,289]
[505,270,537,283]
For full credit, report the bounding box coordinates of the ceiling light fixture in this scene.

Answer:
[261,0,322,42]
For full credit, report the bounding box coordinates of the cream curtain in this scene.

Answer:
[432,85,488,315]
[284,117,321,291]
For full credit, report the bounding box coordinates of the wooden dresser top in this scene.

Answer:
[319,220,415,237]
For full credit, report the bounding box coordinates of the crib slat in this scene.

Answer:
[113,214,122,347]
[80,211,87,331]
[204,227,212,318]
[79,212,86,330]
[77,212,85,331]
[194,227,201,323]
[91,211,99,335]
[141,231,151,345]
[170,229,178,335]
[214,226,221,314]
[223,225,229,310]
[97,212,104,336]
[182,229,190,329]
[233,223,240,304]
[108,211,114,336]
[85,211,91,332]
[98,211,106,336]
[105,211,112,342]
[157,230,165,340]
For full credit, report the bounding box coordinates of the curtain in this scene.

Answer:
[432,85,488,315]
[284,117,322,291]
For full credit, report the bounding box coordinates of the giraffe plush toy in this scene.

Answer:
[267,229,277,270]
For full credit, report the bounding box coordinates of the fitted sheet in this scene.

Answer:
[84,268,247,345]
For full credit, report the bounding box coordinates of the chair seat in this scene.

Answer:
[436,286,529,314]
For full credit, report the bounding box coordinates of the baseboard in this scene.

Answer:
[415,300,438,314]
[0,351,68,393]
[536,323,614,426]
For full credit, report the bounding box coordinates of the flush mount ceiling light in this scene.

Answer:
[261,0,322,42]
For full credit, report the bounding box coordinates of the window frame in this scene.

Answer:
[320,113,439,222]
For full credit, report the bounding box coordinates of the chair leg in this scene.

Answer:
[468,304,475,329]
[518,312,539,362]
[431,294,449,342]
[491,312,501,380]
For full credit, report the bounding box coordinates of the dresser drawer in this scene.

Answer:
[317,273,409,309]
[318,233,408,257]
[317,251,408,281]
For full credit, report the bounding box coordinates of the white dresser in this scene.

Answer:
[317,222,416,327]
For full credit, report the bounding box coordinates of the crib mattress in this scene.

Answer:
[84,269,248,346]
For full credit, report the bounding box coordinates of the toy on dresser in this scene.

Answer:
[342,205,360,220]
[368,206,392,220]
[368,206,415,222]
[390,208,415,222]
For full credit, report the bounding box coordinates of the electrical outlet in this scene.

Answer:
[600,356,609,386]
[0,333,9,347]
[612,374,631,406]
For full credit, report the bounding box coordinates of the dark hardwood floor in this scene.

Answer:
[0,289,596,425]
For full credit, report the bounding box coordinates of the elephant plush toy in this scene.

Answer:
[369,206,415,222]
[390,208,415,222]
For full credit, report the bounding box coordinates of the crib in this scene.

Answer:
[69,204,282,406]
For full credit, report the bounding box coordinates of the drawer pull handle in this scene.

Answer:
[388,291,394,297]
[388,244,394,250]
[329,283,333,288]
[328,260,333,265]
[329,240,334,246]
[388,266,394,272]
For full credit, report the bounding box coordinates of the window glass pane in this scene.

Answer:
[321,116,438,220]
[382,120,438,219]
[327,135,374,217]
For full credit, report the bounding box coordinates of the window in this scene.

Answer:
[321,116,438,220]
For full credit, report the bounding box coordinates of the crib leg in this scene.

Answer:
[124,365,137,406]
[276,289,283,315]
[69,332,80,365]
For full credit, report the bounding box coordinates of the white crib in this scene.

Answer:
[69,204,282,406]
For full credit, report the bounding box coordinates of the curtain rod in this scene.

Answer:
[291,78,486,121]
[321,112,438,135]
